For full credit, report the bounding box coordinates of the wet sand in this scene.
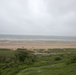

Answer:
[0,40,76,50]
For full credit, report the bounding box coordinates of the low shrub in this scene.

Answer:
[55,57,61,61]
[66,55,76,65]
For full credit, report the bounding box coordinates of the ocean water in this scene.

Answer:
[0,34,76,41]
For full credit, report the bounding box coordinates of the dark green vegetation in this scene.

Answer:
[0,48,76,75]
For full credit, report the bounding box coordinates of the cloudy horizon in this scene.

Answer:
[0,0,76,36]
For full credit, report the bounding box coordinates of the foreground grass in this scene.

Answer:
[16,63,76,75]
[0,48,76,75]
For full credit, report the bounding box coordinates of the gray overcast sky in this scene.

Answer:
[0,0,76,36]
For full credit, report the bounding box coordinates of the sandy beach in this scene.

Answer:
[0,40,76,50]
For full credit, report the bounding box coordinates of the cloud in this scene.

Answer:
[0,0,76,36]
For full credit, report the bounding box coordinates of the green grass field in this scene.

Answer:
[16,63,76,75]
[0,48,76,75]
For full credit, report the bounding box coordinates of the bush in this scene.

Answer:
[15,48,37,64]
[66,55,76,65]
[0,55,6,62]
[55,57,61,61]
[71,56,76,63]
[15,49,29,62]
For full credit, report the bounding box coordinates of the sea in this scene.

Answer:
[0,34,76,41]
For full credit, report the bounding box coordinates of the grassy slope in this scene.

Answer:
[16,63,76,75]
[0,48,76,75]
[16,53,76,75]
[16,48,76,75]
